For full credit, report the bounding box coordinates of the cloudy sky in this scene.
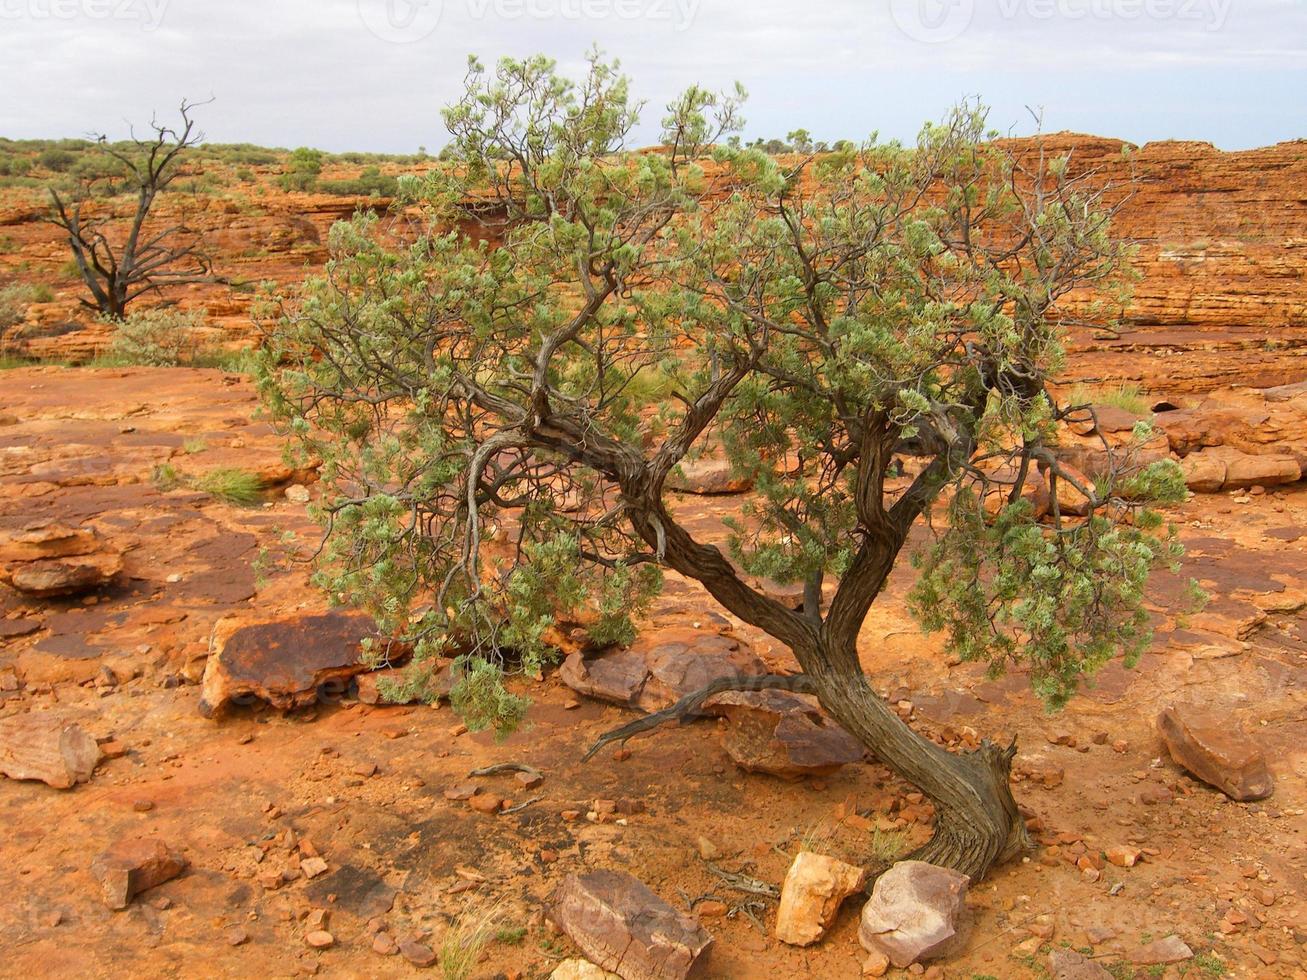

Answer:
[1,0,1303,152]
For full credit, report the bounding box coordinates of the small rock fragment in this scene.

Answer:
[91,837,188,910]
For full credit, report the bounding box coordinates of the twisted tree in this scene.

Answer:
[261,54,1188,881]
[48,99,216,319]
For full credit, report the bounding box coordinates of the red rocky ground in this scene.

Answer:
[0,135,1304,978]
[0,365,1303,979]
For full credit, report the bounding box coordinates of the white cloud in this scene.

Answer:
[0,0,1302,149]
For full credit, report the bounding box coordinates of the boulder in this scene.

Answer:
[668,458,751,495]
[774,851,868,946]
[91,837,188,910]
[549,870,713,980]
[0,714,102,789]
[1048,948,1114,979]
[1179,450,1227,493]
[9,553,124,597]
[1205,446,1301,489]
[708,689,864,779]
[561,629,767,713]
[1157,704,1273,801]
[199,611,378,717]
[858,861,970,969]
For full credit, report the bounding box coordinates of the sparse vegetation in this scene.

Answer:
[0,284,34,349]
[1069,381,1151,416]
[104,307,212,367]
[192,467,265,506]
[439,901,506,980]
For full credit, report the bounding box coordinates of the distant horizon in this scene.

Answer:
[1,0,1303,154]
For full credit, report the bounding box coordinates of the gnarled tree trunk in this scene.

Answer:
[805,659,1029,880]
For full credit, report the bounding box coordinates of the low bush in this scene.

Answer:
[103,307,213,366]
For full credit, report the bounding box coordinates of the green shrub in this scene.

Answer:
[104,307,212,366]
[37,148,78,172]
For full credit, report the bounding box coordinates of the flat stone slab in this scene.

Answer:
[549,870,713,980]
[0,714,102,789]
[199,611,378,717]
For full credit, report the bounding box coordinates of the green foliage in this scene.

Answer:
[318,165,400,197]
[192,467,265,506]
[38,148,78,172]
[103,307,212,366]
[279,147,323,191]
[261,53,1188,736]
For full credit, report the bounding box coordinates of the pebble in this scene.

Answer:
[300,857,329,879]
[226,926,250,947]
[133,799,155,813]
[305,930,334,949]
[371,932,398,955]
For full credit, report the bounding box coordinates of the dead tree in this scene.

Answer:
[47,99,217,319]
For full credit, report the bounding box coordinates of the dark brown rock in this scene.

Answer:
[1157,704,1273,801]
[199,612,378,716]
[709,689,864,779]
[561,629,767,713]
[91,837,188,910]
[549,870,713,980]
[0,714,102,789]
